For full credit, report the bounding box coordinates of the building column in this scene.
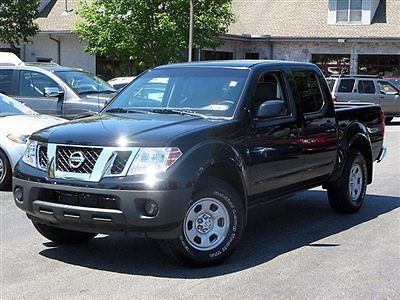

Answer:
[350,44,358,74]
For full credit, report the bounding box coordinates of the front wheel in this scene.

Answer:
[327,150,368,214]
[33,222,97,245]
[0,150,12,191]
[160,177,245,267]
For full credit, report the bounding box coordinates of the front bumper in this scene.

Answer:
[13,177,192,239]
[377,146,387,163]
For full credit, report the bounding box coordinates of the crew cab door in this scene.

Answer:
[289,69,338,183]
[246,70,304,199]
[14,70,62,116]
[377,80,400,116]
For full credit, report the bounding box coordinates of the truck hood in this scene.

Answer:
[31,113,226,147]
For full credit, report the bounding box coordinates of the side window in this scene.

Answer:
[0,69,14,95]
[338,79,355,93]
[378,81,398,95]
[357,80,375,94]
[253,71,290,117]
[19,70,59,97]
[291,70,324,114]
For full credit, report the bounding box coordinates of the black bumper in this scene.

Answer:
[13,177,192,239]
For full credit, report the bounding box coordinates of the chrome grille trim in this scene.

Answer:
[56,146,102,173]
[38,145,48,170]
[45,144,140,182]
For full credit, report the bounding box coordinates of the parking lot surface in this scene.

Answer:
[1,120,399,299]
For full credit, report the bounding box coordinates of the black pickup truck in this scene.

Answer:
[13,61,386,267]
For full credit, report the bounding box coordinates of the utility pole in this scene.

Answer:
[188,0,194,62]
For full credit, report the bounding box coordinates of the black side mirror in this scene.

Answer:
[256,100,285,119]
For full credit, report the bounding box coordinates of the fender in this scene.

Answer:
[325,121,372,186]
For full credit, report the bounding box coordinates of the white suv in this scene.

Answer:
[326,75,400,123]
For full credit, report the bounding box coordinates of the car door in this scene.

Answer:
[355,79,379,105]
[289,68,338,183]
[246,69,304,200]
[377,80,400,116]
[15,70,61,115]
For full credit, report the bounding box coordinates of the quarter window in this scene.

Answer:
[19,70,59,97]
[338,79,355,93]
[357,80,375,94]
[291,71,325,114]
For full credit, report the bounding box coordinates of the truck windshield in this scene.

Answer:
[0,93,36,117]
[55,70,115,95]
[105,67,249,118]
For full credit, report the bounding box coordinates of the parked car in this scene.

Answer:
[13,61,386,266]
[326,75,400,123]
[0,63,116,119]
[107,76,136,91]
[0,93,65,190]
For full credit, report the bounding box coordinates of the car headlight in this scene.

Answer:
[22,140,38,168]
[127,147,182,175]
[7,134,29,144]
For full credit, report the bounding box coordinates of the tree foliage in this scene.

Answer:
[75,0,234,68]
[0,0,40,48]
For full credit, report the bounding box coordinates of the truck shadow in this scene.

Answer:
[39,190,399,278]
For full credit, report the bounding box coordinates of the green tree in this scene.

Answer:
[75,0,234,69]
[0,0,40,49]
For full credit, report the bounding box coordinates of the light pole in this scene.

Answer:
[188,0,194,62]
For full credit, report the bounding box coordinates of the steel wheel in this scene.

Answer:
[349,162,363,202]
[184,197,230,251]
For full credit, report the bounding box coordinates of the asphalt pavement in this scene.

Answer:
[1,120,399,299]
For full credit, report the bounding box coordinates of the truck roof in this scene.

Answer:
[155,60,316,69]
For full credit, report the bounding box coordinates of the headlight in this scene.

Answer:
[7,134,29,144]
[22,140,38,168]
[128,147,182,175]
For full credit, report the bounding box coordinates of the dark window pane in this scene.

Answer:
[338,79,355,92]
[0,69,13,94]
[19,71,59,97]
[350,0,362,10]
[245,53,260,60]
[358,80,376,94]
[350,10,362,21]
[201,50,233,61]
[337,10,348,22]
[337,0,349,10]
[292,71,324,114]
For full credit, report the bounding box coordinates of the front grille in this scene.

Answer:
[56,146,102,173]
[111,151,131,174]
[38,145,48,169]
[39,189,119,210]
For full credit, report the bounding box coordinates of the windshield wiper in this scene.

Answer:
[105,108,150,114]
[149,108,208,118]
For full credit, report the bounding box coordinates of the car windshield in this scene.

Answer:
[0,93,36,117]
[105,67,249,118]
[55,70,116,95]
[388,79,400,89]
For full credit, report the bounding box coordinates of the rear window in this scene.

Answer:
[0,69,13,94]
[338,79,355,93]
[358,80,375,94]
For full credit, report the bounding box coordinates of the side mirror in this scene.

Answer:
[44,87,62,97]
[256,100,285,119]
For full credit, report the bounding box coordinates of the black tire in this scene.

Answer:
[33,222,97,245]
[327,150,368,214]
[160,177,245,267]
[385,117,394,125]
[0,150,12,191]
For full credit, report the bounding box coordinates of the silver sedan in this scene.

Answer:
[0,93,65,190]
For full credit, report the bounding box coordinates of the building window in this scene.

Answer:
[312,54,350,76]
[245,52,260,60]
[201,50,233,61]
[96,56,136,80]
[337,0,363,23]
[358,55,400,76]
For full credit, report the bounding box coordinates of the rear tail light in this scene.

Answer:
[332,96,337,102]
[380,110,385,136]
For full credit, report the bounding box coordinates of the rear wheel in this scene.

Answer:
[0,150,12,191]
[160,177,245,267]
[385,117,393,124]
[33,222,97,245]
[327,150,368,214]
